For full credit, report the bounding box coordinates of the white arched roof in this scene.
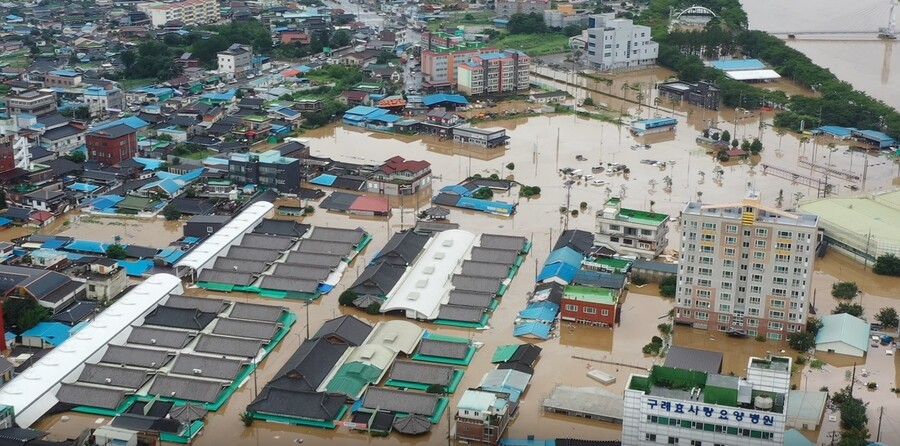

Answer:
[174,201,274,277]
[0,274,183,427]
[380,229,477,320]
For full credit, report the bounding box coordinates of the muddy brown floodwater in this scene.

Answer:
[27,67,900,446]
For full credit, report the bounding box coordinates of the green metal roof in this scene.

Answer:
[618,207,669,224]
[563,285,617,305]
[491,344,519,363]
[324,361,383,398]
[816,313,871,352]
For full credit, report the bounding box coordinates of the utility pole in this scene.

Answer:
[305,300,311,340]
[877,406,884,442]
[826,430,841,445]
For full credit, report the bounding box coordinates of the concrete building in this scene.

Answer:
[658,80,720,110]
[4,90,57,116]
[0,133,30,174]
[83,259,128,302]
[83,84,126,116]
[495,0,550,18]
[594,198,670,258]
[674,191,819,339]
[452,126,509,148]
[228,150,300,194]
[543,9,588,29]
[457,50,530,96]
[455,389,513,444]
[367,156,432,196]
[584,13,658,71]
[218,44,253,80]
[86,124,138,165]
[622,356,792,446]
[138,0,219,28]
[798,190,900,264]
[560,285,618,326]
[43,70,82,88]
[421,45,496,88]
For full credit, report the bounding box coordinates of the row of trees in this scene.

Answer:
[638,1,900,138]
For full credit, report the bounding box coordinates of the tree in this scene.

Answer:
[507,13,547,34]
[873,253,900,276]
[731,139,739,148]
[720,130,731,142]
[120,50,136,69]
[105,244,127,260]
[787,332,815,352]
[426,384,446,394]
[806,317,824,336]
[338,290,358,306]
[161,204,182,221]
[3,297,51,332]
[838,426,871,446]
[832,302,864,318]
[750,138,763,153]
[563,24,583,37]
[831,282,859,299]
[875,307,899,328]
[506,163,515,171]
[63,151,86,163]
[839,396,868,430]
[659,276,676,297]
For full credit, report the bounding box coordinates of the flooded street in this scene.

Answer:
[741,0,900,110]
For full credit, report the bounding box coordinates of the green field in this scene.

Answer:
[427,11,496,31]
[120,77,157,90]
[491,33,570,56]
[0,51,30,68]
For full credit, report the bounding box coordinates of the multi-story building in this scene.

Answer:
[561,285,619,326]
[455,389,514,445]
[595,198,670,258]
[674,191,819,339]
[457,50,530,96]
[544,8,588,28]
[138,0,219,27]
[43,70,82,88]
[658,80,720,110]
[228,149,300,194]
[367,156,432,196]
[584,13,658,71]
[0,133,31,173]
[83,259,127,303]
[495,0,550,18]
[218,44,253,80]
[85,124,138,165]
[622,355,792,446]
[82,84,126,116]
[420,31,464,50]
[421,43,496,87]
[4,90,57,116]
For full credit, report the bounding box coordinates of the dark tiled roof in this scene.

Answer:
[348,262,404,297]
[148,376,225,403]
[372,230,429,267]
[553,229,595,255]
[248,388,345,421]
[194,334,263,358]
[100,345,173,369]
[127,326,195,349]
[164,294,227,314]
[313,315,372,345]
[77,364,151,389]
[142,306,217,330]
[170,354,245,381]
[417,339,469,360]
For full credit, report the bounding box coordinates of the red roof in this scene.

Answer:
[379,156,430,175]
[29,211,53,223]
[351,196,390,214]
[341,90,368,100]
[726,149,748,157]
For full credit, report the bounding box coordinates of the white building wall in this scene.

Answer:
[815,341,865,357]
[585,13,658,71]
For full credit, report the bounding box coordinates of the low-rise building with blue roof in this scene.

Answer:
[707,59,766,71]
[851,129,897,149]
[20,322,74,348]
[816,313,870,357]
[421,93,469,109]
[342,105,404,130]
[536,247,583,283]
[815,125,855,140]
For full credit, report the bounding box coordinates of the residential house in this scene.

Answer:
[21,188,69,213]
[594,198,669,259]
[82,258,127,302]
[560,284,620,326]
[367,156,432,196]
[43,70,82,88]
[5,90,57,116]
[658,80,720,110]
[279,32,311,45]
[218,44,253,80]
[184,215,231,239]
[455,389,514,444]
[40,123,85,154]
[338,90,369,107]
[452,126,509,148]
[229,150,301,194]
[0,265,87,311]
[86,124,138,165]
[338,50,379,67]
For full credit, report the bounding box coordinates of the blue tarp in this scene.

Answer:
[183,237,201,244]
[85,195,124,210]
[513,321,551,340]
[118,259,153,276]
[64,240,112,254]
[156,248,185,264]
[132,157,165,171]
[517,301,559,322]
[310,174,337,186]
[0,217,11,226]
[20,322,71,346]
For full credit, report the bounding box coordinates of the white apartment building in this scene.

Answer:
[585,13,658,71]
[218,44,254,80]
[674,191,819,340]
[138,0,219,28]
[622,356,792,446]
[494,0,550,18]
[594,198,669,259]
[457,50,530,96]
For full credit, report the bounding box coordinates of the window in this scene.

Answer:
[584,307,597,314]
[756,228,768,237]
[691,441,702,446]
[646,434,657,442]
[755,240,767,248]
[724,248,736,256]
[601,309,609,316]
[725,236,736,245]
[206,226,214,233]
[565,304,578,312]
[668,437,679,445]
[702,222,717,230]
[726,225,738,233]
[768,332,782,340]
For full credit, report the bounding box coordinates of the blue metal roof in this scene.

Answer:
[517,301,559,322]
[67,183,99,192]
[537,262,579,283]
[94,116,149,131]
[422,93,469,107]
[709,59,766,71]
[345,105,380,116]
[132,157,165,171]
[572,270,627,289]
[118,259,153,277]
[513,321,551,340]
[41,239,68,250]
[454,197,515,215]
[440,185,470,196]
[0,217,11,227]
[20,322,71,346]
[816,126,853,137]
[64,239,113,254]
[310,174,337,186]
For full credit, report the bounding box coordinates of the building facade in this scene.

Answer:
[457,50,530,96]
[43,70,82,88]
[0,133,31,174]
[594,198,669,258]
[218,44,254,80]
[658,80,720,110]
[85,124,138,165]
[585,13,658,71]
[367,156,432,196]
[495,0,550,18]
[622,356,791,446]
[455,389,513,445]
[138,0,220,27]
[5,90,57,116]
[452,126,509,148]
[421,45,496,87]
[84,260,128,302]
[561,285,618,326]
[228,150,300,194]
[674,191,819,339]
[83,85,126,116]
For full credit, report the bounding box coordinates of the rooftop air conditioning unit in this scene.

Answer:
[192,369,202,375]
